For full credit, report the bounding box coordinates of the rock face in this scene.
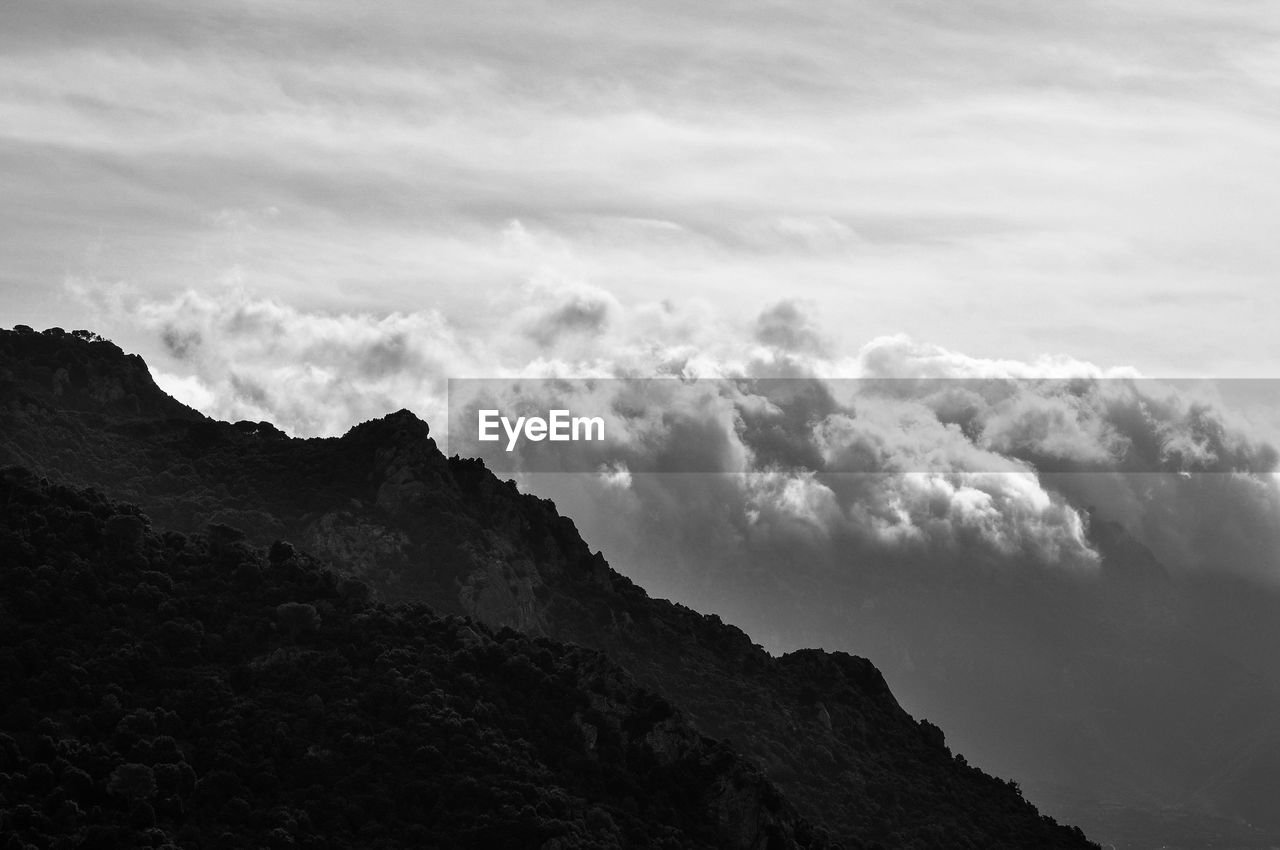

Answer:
[303,509,411,579]
[0,326,1100,849]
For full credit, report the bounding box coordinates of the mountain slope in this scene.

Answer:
[0,325,1098,848]
[0,467,829,849]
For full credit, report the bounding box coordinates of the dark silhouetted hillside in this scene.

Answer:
[0,326,1098,848]
[0,468,829,849]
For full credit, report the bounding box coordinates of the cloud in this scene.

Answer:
[74,274,1280,588]
[753,300,827,356]
[68,280,467,436]
[523,288,614,348]
[9,1,1280,376]
[160,325,201,360]
[71,269,1280,596]
[449,329,1280,591]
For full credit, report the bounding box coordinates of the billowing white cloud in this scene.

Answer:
[67,279,466,435]
[70,279,1280,591]
[57,277,1280,834]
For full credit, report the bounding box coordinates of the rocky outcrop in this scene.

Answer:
[302,509,410,581]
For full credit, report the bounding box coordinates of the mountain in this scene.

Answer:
[0,325,1098,848]
[0,467,829,849]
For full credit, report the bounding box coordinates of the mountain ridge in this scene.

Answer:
[0,325,1098,848]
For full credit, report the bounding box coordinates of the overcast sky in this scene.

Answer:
[5,0,1280,384]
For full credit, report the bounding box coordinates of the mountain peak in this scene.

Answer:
[343,407,430,439]
[0,325,204,422]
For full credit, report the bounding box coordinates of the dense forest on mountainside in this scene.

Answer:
[0,469,830,849]
[0,325,1098,848]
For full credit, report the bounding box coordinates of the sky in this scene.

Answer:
[9,2,1280,837]
[5,0,1280,389]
